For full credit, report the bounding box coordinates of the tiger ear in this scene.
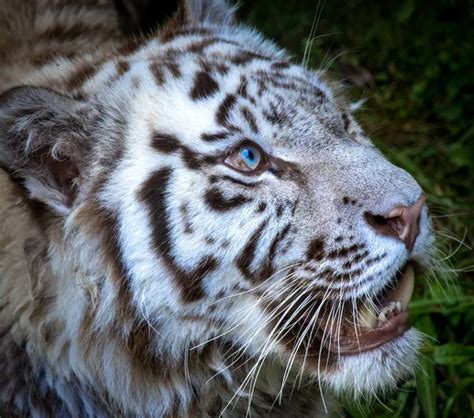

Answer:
[0,86,93,215]
[173,0,237,26]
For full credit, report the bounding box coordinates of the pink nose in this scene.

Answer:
[365,195,426,251]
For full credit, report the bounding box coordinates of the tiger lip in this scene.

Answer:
[325,263,415,355]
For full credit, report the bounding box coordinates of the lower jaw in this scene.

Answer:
[329,329,411,357]
[323,263,416,356]
[324,311,412,355]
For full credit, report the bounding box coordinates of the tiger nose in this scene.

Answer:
[365,195,426,251]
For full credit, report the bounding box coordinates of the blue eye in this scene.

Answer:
[239,145,261,170]
[223,142,266,173]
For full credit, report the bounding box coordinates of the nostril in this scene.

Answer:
[364,212,404,239]
[370,214,388,226]
[364,195,426,251]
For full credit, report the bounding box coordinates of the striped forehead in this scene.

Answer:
[118,63,336,151]
[80,31,341,157]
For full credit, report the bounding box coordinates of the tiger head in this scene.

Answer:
[0,0,433,405]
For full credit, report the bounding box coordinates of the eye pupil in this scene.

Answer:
[243,148,254,161]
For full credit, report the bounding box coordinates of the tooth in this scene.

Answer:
[378,303,397,323]
[395,301,402,313]
[378,311,387,323]
[358,304,377,329]
[389,265,415,310]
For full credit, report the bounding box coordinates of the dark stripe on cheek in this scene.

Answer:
[219,175,260,188]
[260,223,292,279]
[236,220,269,281]
[181,147,202,170]
[327,244,366,259]
[190,71,219,100]
[185,257,218,299]
[151,133,181,153]
[139,169,218,302]
[180,203,193,234]
[139,168,174,256]
[307,238,325,261]
[205,188,251,211]
[269,224,292,259]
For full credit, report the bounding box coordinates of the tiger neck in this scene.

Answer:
[10,210,232,416]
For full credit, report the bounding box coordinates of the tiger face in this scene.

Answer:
[0,0,433,407]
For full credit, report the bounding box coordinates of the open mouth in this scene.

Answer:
[323,263,415,355]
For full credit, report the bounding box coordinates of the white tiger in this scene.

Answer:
[0,0,434,416]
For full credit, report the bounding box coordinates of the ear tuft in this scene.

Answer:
[0,86,92,214]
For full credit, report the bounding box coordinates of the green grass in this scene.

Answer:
[239,1,474,416]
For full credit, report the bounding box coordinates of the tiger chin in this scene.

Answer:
[0,0,434,416]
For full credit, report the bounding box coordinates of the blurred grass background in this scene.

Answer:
[239,0,473,416]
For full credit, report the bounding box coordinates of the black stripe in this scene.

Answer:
[219,175,260,188]
[150,131,208,170]
[216,94,237,126]
[204,188,251,211]
[306,238,325,261]
[139,168,173,257]
[201,131,228,142]
[236,220,269,281]
[260,223,292,280]
[190,71,219,101]
[241,106,259,133]
[327,243,366,259]
[151,133,181,153]
[139,169,218,302]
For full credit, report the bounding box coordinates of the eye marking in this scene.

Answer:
[224,141,267,173]
[221,140,304,183]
